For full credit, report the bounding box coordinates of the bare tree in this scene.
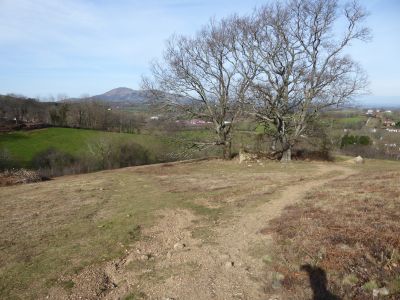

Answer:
[239,0,370,161]
[143,18,254,159]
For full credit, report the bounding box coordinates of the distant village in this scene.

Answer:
[365,109,400,132]
[149,115,232,127]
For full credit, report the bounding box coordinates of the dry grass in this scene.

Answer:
[0,159,315,299]
[262,167,400,299]
[3,158,396,299]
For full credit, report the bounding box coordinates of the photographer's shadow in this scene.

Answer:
[301,264,341,300]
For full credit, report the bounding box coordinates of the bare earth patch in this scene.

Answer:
[56,162,355,299]
[2,159,398,299]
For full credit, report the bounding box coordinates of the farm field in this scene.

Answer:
[0,128,177,167]
[0,158,399,299]
[0,127,261,169]
[333,115,367,125]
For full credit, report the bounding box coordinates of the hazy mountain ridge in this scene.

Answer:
[91,87,151,103]
[64,87,190,105]
[62,89,400,108]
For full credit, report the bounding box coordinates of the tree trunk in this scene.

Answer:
[280,145,292,162]
[222,141,232,160]
[270,138,277,151]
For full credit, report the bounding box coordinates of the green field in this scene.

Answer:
[0,128,175,167]
[0,127,274,170]
[334,116,366,124]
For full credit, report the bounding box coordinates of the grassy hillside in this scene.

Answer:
[0,159,315,299]
[0,128,176,167]
[1,158,399,299]
[0,127,262,169]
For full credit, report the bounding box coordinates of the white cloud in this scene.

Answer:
[0,0,184,63]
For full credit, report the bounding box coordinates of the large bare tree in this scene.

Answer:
[143,18,254,159]
[238,0,370,161]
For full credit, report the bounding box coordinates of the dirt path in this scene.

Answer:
[204,164,358,299]
[66,163,357,300]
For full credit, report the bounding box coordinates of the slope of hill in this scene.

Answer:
[66,87,190,107]
[0,127,175,167]
[0,159,399,299]
[91,87,152,103]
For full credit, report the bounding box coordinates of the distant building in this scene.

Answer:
[366,109,374,115]
[384,143,397,148]
[175,119,212,126]
[383,120,396,127]
[189,119,207,125]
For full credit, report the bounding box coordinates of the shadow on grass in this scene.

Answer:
[0,133,29,141]
[300,264,341,300]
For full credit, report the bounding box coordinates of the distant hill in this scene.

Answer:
[90,87,152,104]
[65,87,189,106]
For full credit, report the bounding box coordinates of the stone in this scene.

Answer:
[239,149,258,164]
[139,254,150,261]
[353,156,364,164]
[225,261,235,268]
[345,156,365,165]
[173,242,186,250]
[373,287,389,297]
[124,254,135,264]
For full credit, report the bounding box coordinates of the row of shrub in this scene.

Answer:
[0,148,20,170]
[340,134,371,148]
[0,138,153,177]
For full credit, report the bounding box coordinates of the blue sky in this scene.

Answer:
[0,0,399,106]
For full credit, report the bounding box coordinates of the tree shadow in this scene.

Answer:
[300,264,341,300]
[0,133,29,141]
